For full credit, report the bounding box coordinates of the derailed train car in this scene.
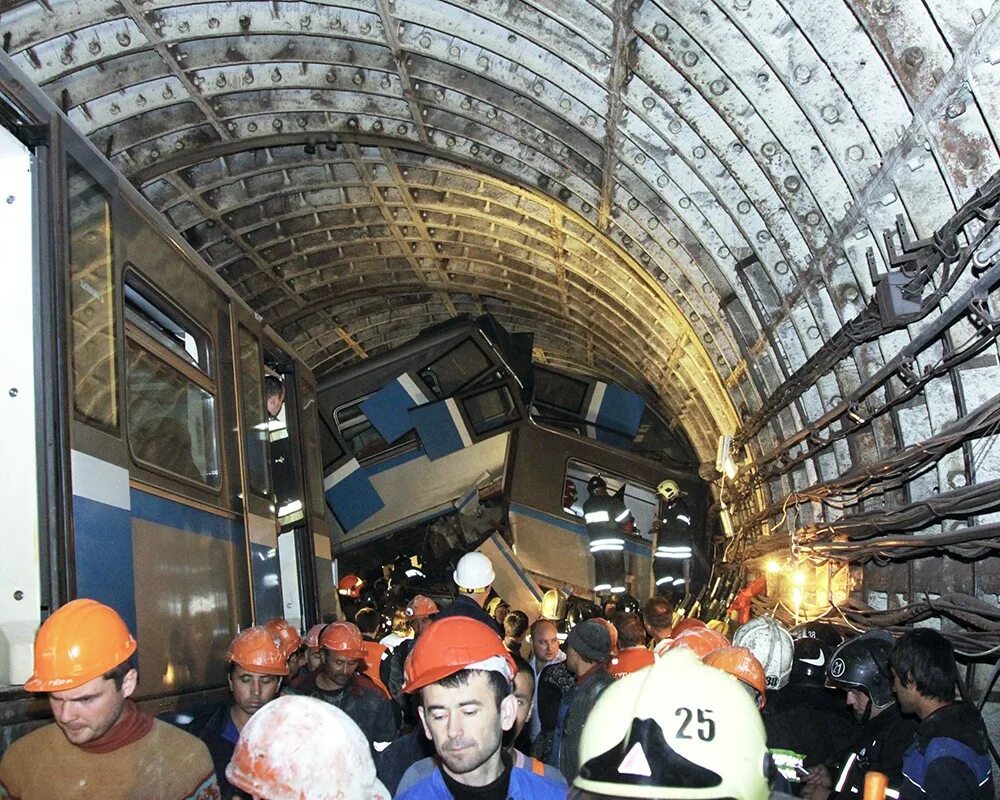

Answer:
[316,313,710,608]
[0,53,331,747]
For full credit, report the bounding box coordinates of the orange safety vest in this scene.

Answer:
[361,640,391,698]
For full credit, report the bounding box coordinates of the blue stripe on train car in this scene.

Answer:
[360,372,430,444]
[325,457,385,531]
[410,397,473,460]
[588,382,645,438]
[508,502,652,557]
[130,489,242,542]
[73,495,137,636]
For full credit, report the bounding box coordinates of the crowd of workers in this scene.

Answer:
[0,549,994,800]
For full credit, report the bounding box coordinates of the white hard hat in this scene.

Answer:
[732,614,794,691]
[227,696,390,800]
[453,551,496,593]
[573,648,769,800]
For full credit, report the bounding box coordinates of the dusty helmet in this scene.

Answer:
[226,627,289,676]
[656,479,682,503]
[572,648,769,800]
[732,615,794,691]
[227,696,390,800]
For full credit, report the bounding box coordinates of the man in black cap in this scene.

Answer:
[551,619,615,782]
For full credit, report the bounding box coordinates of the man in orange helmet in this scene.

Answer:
[186,626,288,798]
[395,616,565,800]
[0,599,219,800]
[264,617,305,679]
[287,621,399,751]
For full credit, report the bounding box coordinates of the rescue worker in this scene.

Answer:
[287,620,399,751]
[889,629,993,800]
[703,646,767,707]
[527,618,566,744]
[187,626,288,798]
[303,623,328,673]
[641,596,674,650]
[395,617,565,800]
[435,552,503,634]
[227,695,390,800]
[486,596,510,626]
[263,617,305,679]
[553,619,615,782]
[662,625,729,659]
[0,599,218,800]
[395,653,566,792]
[568,648,771,800]
[609,613,654,678]
[582,476,629,595]
[802,631,917,800]
[355,607,391,698]
[652,479,692,596]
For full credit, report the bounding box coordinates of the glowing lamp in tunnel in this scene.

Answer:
[766,559,781,574]
[792,571,806,586]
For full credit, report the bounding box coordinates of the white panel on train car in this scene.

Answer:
[277,530,302,630]
[0,123,40,685]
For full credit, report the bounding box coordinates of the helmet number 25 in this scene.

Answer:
[675,707,715,742]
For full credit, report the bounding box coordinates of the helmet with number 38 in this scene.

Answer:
[569,648,770,800]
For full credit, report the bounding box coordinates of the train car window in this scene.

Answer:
[462,385,520,435]
[236,326,270,497]
[67,158,118,430]
[334,399,418,462]
[297,385,327,520]
[318,414,345,470]
[123,273,220,488]
[418,337,491,398]
[533,368,588,417]
[563,459,657,543]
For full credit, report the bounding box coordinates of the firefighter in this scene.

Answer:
[0,599,218,800]
[582,476,629,595]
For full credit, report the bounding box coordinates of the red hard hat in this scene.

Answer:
[24,599,137,692]
[405,595,439,619]
[609,646,655,679]
[304,624,328,649]
[264,618,303,658]
[338,575,364,599]
[227,627,289,676]
[403,617,516,694]
[320,622,367,660]
[667,627,730,659]
[704,646,767,708]
[670,617,707,637]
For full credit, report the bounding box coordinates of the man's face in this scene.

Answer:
[510,670,534,740]
[306,647,325,672]
[846,688,871,722]
[418,671,516,785]
[229,665,281,718]
[532,622,560,663]
[266,388,284,418]
[891,671,918,714]
[323,652,359,687]
[48,670,136,745]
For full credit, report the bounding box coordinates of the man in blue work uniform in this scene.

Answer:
[890,629,993,800]
[395,616,565,800]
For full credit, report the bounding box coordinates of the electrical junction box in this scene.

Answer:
[875,270,923,327]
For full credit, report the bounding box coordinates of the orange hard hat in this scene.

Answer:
[24,599,137,692]
[671,617,707,637]
[320,621,366,660]
[338,574,364,599]
[593,618,619,655]
[403,617,516,694]
[304,624,328,649]
[704,646,767,708]
[264,618,303,658]
[609,646,655,678]
[405,595,439,619]
[226,627,290,676]
[667,626,730,659]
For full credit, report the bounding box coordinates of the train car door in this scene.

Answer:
[0,94,49,687]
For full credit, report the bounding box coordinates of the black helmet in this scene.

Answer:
[797,620,844,651]
[826,630,895,708]
[612,593,641,616]
[567,599,603,629]
[790,637,830,687]
[587,475,607,495]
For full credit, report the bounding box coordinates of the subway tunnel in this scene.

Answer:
[4,0,1000,665]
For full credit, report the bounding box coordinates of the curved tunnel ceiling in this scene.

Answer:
[3,2,1000,528]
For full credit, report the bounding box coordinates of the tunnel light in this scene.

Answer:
[792,571,806,586]
[766,559,781,574]
[716,434,738,479]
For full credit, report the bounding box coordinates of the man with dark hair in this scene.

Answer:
[641,596,674,649]
[395,617,564,800]
[890,629,993,800]
[503,610,529,657]
[610,612,654,678]
[356,606,391,698]
[0,599,218,800]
